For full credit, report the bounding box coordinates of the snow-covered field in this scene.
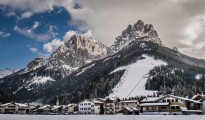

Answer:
[0,115,205,120]
[109,55,166,98]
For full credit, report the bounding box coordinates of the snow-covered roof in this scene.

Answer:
[141,97,161,103]
[0,102,27,107]
[67,104,77,107]
[15,103,28,107]
[140,102,169,107]
[142,95,202,104]
[0,102,12,107]
[38,105,51,110]
[182,109,202,113]
[167,95,201,104]
[51,105,61,110]
[92,100,104,104]
[121,100,138,103]
[191,94,205,101]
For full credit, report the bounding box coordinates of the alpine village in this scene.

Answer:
[1,20,205,115]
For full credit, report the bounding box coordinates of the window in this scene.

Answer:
[176,106,180,110]
[91,105,94,107]
[167,99,170,102]
[84,108,87,110]
[88,108,91,110]
[162,100,165,102]
[88,103,91,105]
[81,104,83,106]
[84,103,87,105]
[171,106,175,110]
[176,99,178,102]
[122,103,124,106]
[161,106,166,109]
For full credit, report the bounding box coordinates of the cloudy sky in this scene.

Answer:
[0,0,205,69]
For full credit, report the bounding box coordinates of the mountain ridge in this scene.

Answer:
[1,20,205,104]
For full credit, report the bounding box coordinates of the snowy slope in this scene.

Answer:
[0,69,16,78]
[109,55,167,98]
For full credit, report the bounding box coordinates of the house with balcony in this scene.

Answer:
[140,94,203,115]
[0,102,29,114]
[104,97,121,114]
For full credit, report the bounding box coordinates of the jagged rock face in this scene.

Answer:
[50,35,107,68]
[22,58,48,73]
[20,35,107,75]
[108,20,162,55]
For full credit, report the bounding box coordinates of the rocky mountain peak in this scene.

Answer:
[108,20,162,55]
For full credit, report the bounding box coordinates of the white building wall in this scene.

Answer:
[202,100,205,115]
[94,105,100,114]
[78,100,95,114]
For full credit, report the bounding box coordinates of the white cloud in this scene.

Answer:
[63,30,93,41]
[0,31,11,38]
[43,38,64,53]
[29,47,38,53]
[1,0,205,59]
[14,21,56,41]
[63,30,77,41]
[180,15,205,49]
[20,11,33,19]
[32,21,39,30]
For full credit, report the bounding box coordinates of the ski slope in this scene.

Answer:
[109,55,167,98]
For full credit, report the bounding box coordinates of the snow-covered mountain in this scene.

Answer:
[108,20,162,56]
[0,68,16,78]
[1,20,205,104]
[0,35,107,98]
[20,35,107,75]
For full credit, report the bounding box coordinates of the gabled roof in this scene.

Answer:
[51,105,61,110]
[92,100,104,104]
[0,102,28,107]
[141,94,202,104]
[121,100,139,103]
[191,94,205,102]
[38,105,51,110]
[0,102,12,107]
[140,102,169,107]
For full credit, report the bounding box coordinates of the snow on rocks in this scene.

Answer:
[109,54,167,99]
[195,74,202,80]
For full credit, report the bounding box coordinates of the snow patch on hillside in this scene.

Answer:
[109,55,167,99]
[195,74,202,80]
[76,63,96,76]
[0,69,16,78]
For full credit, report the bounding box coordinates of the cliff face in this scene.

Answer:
[108,20,162,56]
[50,35,107,68]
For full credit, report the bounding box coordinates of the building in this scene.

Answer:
[78,99,95,114]
[67,104,78,114]
[119,107,139,115]
[51,105,62,113]
[0,102,29,114]
[140,94,203,115]
[121,100,139,109]
[104,98,121,114]
[37,105,52,114]
[92,100,104,114]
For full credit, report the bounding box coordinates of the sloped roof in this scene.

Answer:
[140,102,169,107]
[141,94,202,104]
